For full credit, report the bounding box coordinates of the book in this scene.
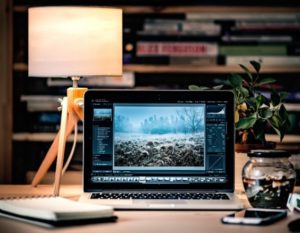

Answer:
[137,42,218,56]
[132,55,222,65]
[46,73,135,88]
[21,95,62,112]
[142,19,221,36]
[219,45,287,56]
[221,35,293,43]
[233,22,300,31]
[0,196,114,226]
[186,13,300,21]
[170,56,219,65]
[226,56,300,66]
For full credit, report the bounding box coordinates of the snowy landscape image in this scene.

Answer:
[114,105,205,168]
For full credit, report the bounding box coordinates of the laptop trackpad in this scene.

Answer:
[133,200,187,208]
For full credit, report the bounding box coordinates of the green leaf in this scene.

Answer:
[279,104,290,127]
[271,91,281,106]
[297,199,300,208]
[240,87,249,97]
[256,77,276,86]
[269,115,281,129]
[258,107,273,119]
[239,64,253,81]
[255,95,265,108]
[188,85,209,91]
[236,114,257,130]
[229,74,243,88]
[250,60,261,73]
[271,125,283,141]
[212,85,224,90]
[280,92,289,101]
[246,97,257,109]
[268,114,287,141]
[252,119,267,143]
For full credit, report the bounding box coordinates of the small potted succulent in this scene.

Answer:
[190,60,290,152]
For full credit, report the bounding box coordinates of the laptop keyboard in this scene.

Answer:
[91,192,229,200]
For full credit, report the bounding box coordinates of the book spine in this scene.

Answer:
[143,21,179,32]
[288,43,300,55]
[234,22,300,31]
[219,45,287,56]
[170,56,219,65]
[136,42,218,57]
[186,13,300,21]
[226,56,300,66]
[221,35,293,43]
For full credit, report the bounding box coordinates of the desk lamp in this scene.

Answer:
[28,6,122,195]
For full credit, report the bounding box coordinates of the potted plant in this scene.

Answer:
[190,61,290,190]
[189,60,290,152]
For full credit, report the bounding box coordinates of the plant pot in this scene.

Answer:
[235,141,276,153]
[234,142,276,193]
[242,150,296,209]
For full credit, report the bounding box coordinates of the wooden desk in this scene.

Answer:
[0,185,299,233]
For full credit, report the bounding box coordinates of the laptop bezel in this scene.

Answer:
[83,90,235,192]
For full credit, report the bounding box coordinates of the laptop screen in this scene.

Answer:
[84,90,235,191]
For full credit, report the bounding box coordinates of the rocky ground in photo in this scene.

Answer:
[114,134,204,167]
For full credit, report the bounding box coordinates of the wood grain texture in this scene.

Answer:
[0,0,12,183]
[0,185,299,233]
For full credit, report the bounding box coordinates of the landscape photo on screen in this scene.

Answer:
[113,104,206,169]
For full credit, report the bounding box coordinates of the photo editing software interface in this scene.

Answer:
[90,99,229,185]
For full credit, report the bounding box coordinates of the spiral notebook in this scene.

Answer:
[0,196,117,227]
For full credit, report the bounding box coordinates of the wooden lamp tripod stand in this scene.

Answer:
[31,77,87,196]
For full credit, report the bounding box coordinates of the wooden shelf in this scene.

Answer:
[13,132,299,144]
[13,5,300,13]
[124,64,300,74]
[13,132,83,142]
[122,6,300,14]
[14,63,300,74]
[12,132,300,154]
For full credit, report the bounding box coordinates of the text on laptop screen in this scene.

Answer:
[88,96,231,186]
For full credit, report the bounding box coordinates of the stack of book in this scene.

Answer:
[123,12,300,66]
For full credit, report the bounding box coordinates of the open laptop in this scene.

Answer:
[79,90,243,210]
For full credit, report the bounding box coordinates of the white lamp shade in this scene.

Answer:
[29,7,122,77]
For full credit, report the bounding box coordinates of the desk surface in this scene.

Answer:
[0,185,299,233]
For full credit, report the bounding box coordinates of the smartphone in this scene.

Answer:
[221,208,288,225]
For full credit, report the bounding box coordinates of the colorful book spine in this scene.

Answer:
[186,13,300,21]
[137,42,218,57]
[170,56,219,65]
[234,22,300,31]
[142,20,221,36]
[226,56,300,66]
[221,35,293,43]
[219,45,287,56]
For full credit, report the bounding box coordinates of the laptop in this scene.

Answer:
[79,90,243,210]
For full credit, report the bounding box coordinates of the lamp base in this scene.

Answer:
[31,86,87,196]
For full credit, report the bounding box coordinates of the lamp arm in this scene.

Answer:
[62,120,78,175]
[31,109,79,187]
[53,97,68,196]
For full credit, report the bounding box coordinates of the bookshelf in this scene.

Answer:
[5,2,300,183]
[14,63,300,74]
[124,65,300,74]
[11,132,300,144]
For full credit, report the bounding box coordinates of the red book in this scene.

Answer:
[137,42,218,57]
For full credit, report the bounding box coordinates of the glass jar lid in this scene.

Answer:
[247,149,290,158]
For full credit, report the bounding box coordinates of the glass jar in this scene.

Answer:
[242,150,296,209]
